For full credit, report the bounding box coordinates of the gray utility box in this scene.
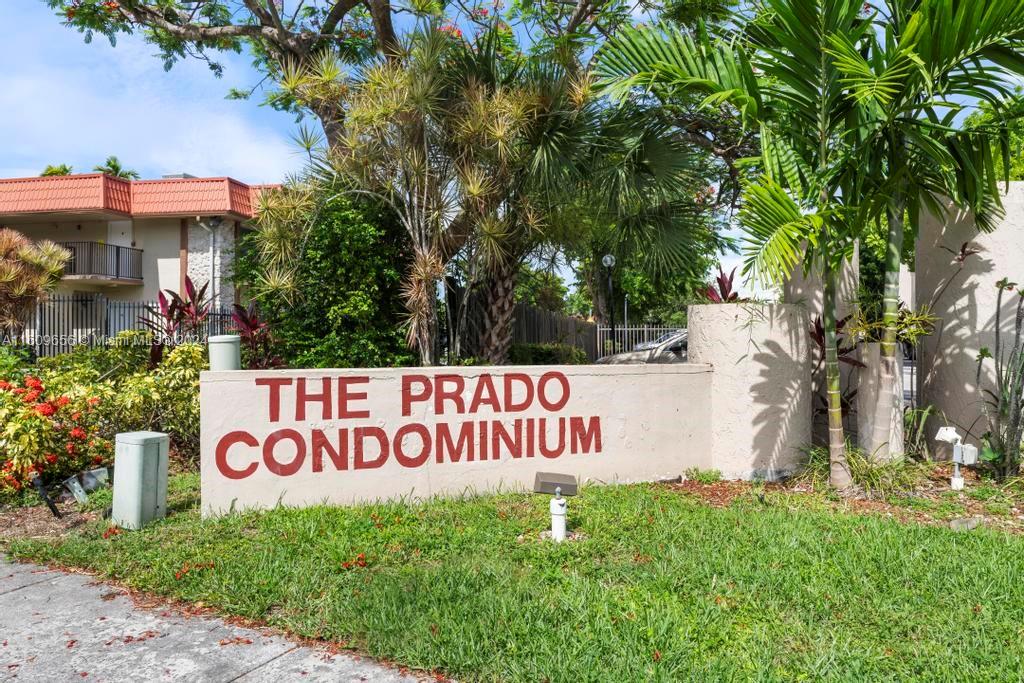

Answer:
[112,432,169,530]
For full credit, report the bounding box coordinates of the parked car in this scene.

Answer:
[633,329,685,351]
[596,330,687,364]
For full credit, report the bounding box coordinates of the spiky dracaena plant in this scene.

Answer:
[0,228,70,337]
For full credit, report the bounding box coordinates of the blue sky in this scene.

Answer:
[0,2,303,183]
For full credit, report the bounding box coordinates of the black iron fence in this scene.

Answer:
[14,295,233,357]
[60,242,144,281]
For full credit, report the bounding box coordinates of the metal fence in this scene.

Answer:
[511,303,598,361]
[596,325,684,357]
[16,295,233,357]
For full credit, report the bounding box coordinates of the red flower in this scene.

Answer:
[45,454,58,465]
[87,397,101,406]
[0,380,11,391]
[24,376,43,390]
[55,396,71,408]
[22,390,41,403]
[71,412,82,421]
[66,442,76,455]
[34,403,56,417]
[92,455,104,465]
[70,427,87,440]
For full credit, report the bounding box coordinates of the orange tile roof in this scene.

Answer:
[0,173,278,219]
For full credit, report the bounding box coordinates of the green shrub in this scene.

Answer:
[0,374,113,496]
[234,197,414,368]
[0,344,32,380]
[508,343,588,365]
[37,330,150,392]
[684,467,722,484]
[112,343,205,461]
[0,338,206,493]
[795,444,927,496]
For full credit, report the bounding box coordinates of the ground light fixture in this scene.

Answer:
[534,472,577,543]
[935,426,979,490]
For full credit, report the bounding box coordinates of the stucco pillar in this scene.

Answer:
[688,303,812,480]
[856,343,903,458]
[917,183,1024,454]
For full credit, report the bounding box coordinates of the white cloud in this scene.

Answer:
[0,5,302,184]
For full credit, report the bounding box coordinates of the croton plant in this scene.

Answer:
[0,375,112,492]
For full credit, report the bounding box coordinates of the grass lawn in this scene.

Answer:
[6,475,1024,681]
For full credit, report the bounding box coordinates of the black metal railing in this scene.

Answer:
[59,242,143,281]
[17,295,234,356]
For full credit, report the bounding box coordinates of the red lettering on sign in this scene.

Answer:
[394,424,431,468]
[525,417,535,456]
[312,429,348,472]
[402,375,432,416]
[503,374,533,412]
[434,375,465,414]
[215,431,259,480]
[492,420,522,459]
[255,377,292,422]
[296,377,331,421]
[263,429,306,476]
[570,416,602,454]
[537,372,570,411]
[539,417,565,458]
[338,377,370,418]
[436,422,474,463]
[354,426,389,469]
[468,374,501,413]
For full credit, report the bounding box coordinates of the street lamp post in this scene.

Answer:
[602,254,616,352]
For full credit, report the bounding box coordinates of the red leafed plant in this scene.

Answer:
[809,315,865,371]
[230,303,283,369]
[704,266,745,303]
[141,276,211,366]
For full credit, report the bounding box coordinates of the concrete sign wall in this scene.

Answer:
[200,365,714,514]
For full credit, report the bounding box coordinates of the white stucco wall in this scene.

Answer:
[132,218,181,301]
[687,303,812,479]
[200,365,715,513]
[917,183,1024,453]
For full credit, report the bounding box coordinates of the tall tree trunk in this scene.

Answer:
[871,181,907,461]
[824,262,853,489]
[479,260,518,364]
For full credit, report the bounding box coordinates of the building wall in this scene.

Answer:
[8,216,242,304]
[132,218,182,300]
[917,183,1024,453]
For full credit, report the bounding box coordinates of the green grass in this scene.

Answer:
[7,476,1024,681]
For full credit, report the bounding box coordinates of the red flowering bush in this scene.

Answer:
[0,375,112,493]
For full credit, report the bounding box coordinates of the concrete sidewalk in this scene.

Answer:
[1,556,420,682]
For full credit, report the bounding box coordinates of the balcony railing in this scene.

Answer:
[59,242,143,282]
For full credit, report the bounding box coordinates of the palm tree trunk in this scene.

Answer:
[824,263,852,488]
[870,186,906,460]
[479,260,518,365]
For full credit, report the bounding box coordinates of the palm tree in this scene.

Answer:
[0,229,71,337]
[827,0,1024,459]
[598,1,871,487]
[40,164,73,176]
[93,156,141,180]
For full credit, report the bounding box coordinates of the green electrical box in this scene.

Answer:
[112,432,169,530]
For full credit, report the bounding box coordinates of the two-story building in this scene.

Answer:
[0,172,275,353]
